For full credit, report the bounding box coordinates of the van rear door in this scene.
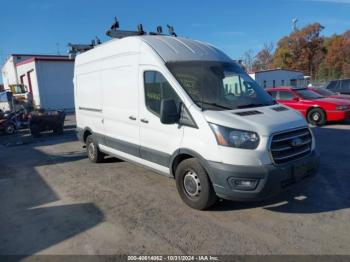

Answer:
[139,66,184,171]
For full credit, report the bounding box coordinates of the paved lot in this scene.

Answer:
[0,116,349,256]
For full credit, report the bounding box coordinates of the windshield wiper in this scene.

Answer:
[237,103,266,109]
[194,101,232,110]
[237,101,276,109]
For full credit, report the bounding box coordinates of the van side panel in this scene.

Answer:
[101,58,140,156]
[75,65,104,140]
[95,39,142,156]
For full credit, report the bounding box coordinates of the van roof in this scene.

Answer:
[138,35,232,63]
[75,35,234,65]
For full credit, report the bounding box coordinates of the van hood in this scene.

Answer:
[203,105,307,136]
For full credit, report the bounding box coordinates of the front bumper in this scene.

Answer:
[327,110,350,121]
[206,151,320,201]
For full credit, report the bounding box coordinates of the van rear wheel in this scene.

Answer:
[86,135,105,163]
[175,158,217,210]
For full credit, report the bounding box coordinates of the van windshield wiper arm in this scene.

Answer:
[237,103,269,109]
[195,101,232,110]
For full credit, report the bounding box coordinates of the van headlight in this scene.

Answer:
[209,123,260,149]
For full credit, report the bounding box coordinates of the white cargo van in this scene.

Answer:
[74,35,319,210]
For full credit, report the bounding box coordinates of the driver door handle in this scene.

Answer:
[141,118,149,124]
[129,116,137,121]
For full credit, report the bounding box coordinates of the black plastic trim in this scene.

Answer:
[179,104,198,129]
[79,107,102,113]
[104,134,139,157]
[82,130,171,167]
[140,146,170,167]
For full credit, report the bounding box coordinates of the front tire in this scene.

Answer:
[175,158,217,210]
[307,108,326,126]
[5,123,15,135]
[86,135,105,163]
[30,123,41,137]
[53,126,64,135]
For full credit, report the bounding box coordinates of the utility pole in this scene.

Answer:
[56,43,61,55]
[292,18,298,32]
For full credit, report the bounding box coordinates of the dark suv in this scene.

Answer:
[325,79,350,95]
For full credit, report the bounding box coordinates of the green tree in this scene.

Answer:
[325,34,350,79]
[273,23,326,80]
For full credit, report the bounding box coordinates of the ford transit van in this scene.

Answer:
[75,35,319,210]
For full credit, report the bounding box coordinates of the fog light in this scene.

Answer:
[228,178,258,191]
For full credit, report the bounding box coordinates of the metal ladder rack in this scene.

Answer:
[106,18,177,39]
[68,37,101,59]
[67,18,177,57]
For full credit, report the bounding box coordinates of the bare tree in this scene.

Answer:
[242,49,255,72]
[253,43,274,71]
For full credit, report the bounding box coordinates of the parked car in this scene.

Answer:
[325,79,350,95]
[75,30,319,210]
[0,110,17,135]
[309,87,350,101]
[267,87,350,125]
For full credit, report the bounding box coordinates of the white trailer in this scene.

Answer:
[1,54,75,110]
[249,69,306,89]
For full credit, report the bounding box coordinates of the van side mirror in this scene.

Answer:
[160,99,180,124]
[292,97,300,102]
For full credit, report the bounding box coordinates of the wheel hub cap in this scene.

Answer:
[88,143,95,159]
[7,126,14,134]
[184,171,201,197]
[313,113,320,121]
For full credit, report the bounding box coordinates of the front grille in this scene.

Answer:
[270,128,312,165]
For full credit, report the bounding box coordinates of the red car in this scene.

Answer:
[266,87,350,125]
[309,87,350,101]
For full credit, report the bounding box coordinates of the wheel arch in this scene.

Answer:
[82,127,93,143]
[306,106,327,120]
[170,148,212,179]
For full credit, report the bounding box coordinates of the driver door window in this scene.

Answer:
[144,71,181,117]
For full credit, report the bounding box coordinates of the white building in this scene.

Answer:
[249,69,307,89]
[1,54,75,110]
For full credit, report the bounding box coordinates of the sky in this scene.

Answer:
[1,0,350,83]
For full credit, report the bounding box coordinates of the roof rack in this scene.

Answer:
[106,17,177,39]
[68,37,101,59]
[106,18,146,38]
[67,18,178,57]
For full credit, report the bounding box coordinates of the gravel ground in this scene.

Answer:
[0,115,349,256]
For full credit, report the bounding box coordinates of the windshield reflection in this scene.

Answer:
[167,61,275,110]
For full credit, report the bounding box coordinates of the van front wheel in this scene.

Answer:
[86,135,105,163]
[175,158,217,210]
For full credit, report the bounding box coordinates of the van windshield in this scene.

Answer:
[166,61,275,111]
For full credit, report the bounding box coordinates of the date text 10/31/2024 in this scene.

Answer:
[127,255,219,261]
